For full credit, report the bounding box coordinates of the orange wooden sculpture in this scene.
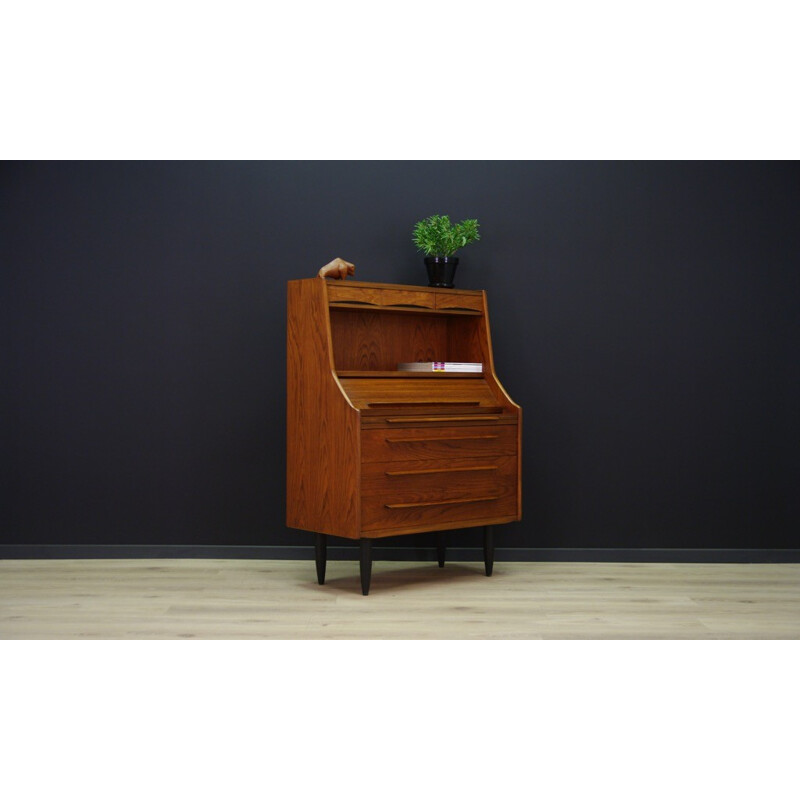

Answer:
[318,257,355,280]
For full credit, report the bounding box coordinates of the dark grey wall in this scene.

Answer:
[2,161,799,551]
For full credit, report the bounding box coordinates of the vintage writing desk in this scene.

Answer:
[286,278,521,594]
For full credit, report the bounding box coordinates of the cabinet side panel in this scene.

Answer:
[475,291,523,520]
[474,292,521,414]
[287,279,361,538]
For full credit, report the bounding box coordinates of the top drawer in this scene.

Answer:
[327,284,435,310]
[435,292,483,312]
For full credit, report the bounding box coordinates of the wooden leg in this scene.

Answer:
[483,526,494,577]
[437,531,446,568]
[315,533,327,585]
[360,538,372,596]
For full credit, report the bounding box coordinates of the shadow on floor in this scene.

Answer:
[307,561,492,595]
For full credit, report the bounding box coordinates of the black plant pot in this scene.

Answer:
[425,257,459,288]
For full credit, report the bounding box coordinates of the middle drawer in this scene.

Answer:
[362,455,516,499]
[362,423,517,463]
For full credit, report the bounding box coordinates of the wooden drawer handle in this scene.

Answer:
[385,434,499,444]
[385,465,498,477]
[385,415,501,423]
[385,496,501,509]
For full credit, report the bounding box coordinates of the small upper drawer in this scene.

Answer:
[435,292,483,312]
[327,284,383,305]
[327,284,435,310]
[381,288,436,309]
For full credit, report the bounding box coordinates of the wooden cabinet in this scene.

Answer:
[287,278,521,594]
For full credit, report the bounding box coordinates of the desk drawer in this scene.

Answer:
[363,455,515,496]
[435,292,483,312]
[328,284,435,310]
[362,423,517,463]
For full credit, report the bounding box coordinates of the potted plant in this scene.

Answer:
[412,214,480,288]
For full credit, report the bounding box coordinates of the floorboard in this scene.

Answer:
[1,559,799,639]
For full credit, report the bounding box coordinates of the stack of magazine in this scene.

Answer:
[398,361,483,373]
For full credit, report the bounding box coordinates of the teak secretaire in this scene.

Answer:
[286,278,521,594]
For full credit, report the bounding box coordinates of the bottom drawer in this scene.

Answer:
[362,493,518,533]
[361,458,518,532]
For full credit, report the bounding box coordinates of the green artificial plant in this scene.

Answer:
[412,214,480,258]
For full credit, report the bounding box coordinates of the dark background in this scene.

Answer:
[2,161,798,553]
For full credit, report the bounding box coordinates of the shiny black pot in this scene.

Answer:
[425,257,459,288]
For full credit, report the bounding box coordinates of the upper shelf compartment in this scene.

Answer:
[326,282,483,314]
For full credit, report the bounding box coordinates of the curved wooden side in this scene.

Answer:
[287,279,361,538]
[479,290,523,521]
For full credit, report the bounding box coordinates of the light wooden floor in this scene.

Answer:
[1,558,799,639]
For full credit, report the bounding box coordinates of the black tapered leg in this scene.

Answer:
[360,538,372,595]
[437,531,446,568]
[483,526,494,577]
[315,533,327,585]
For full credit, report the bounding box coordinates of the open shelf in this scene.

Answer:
[329,304,486,373]
[336,370,485,379]
[329,302,481,316]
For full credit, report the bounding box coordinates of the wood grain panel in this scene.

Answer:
[436,292,484,312]
[380,289,435,309]
[362,424,518,462]
[327,283,385,306]
[383,415,502,423]
[336,371,486,378]
[362,455,516,499]
[338,377,501,410]
[330,309,447,371]
[362,490,518,532]
[330,307,485,371]
[446,315,487,365]
[361,408,509,425]
[479,294,523,519]
[327,284,436,309]
[324,278,481,296]
[287,279,361,538]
